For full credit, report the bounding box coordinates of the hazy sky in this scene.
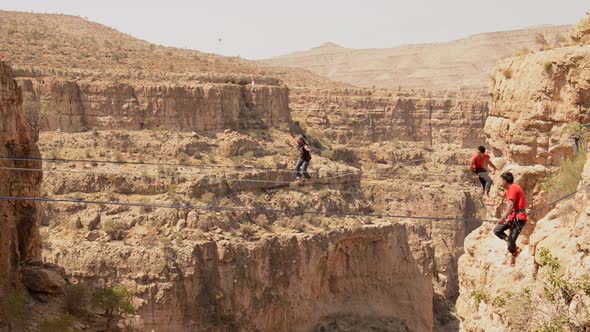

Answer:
[2,1,589,59]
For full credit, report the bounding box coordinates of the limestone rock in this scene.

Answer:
[87,213,101,231]
[21,264,67,294]
[85,231,100,242]
[0,61,42,295]
[570,13,590,45]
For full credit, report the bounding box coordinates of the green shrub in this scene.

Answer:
[504,249,590,331]
[168,184,177,195]
[472,289,486,307]
[91,286,134,329]
[103,220,126,240]
[177,152,189,165]
[242,151,254,160]
[38,314,76,332]
[541,148,587,197]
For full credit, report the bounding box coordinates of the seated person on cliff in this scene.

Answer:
[469,146,497,204]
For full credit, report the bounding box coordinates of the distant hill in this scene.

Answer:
[0,11,347,88]
[262,25,572,92]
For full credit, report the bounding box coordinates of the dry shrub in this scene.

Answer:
[103,220,126,240]
[63,283,91,316]
[239,224,256,238]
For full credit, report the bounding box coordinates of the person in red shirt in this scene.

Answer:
[470,146,497,201]
[494,172,527,267]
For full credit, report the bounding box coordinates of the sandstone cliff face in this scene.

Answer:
[45,222,434,332]
[457,43,590,330]
[290,88,488,147]
[570,13,590,45]
[17,77,291,132]
[0,61,42,295]
[457,158,590,331]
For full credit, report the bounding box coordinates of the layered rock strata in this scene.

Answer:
[0,61,42,294]
[289,88,488,147]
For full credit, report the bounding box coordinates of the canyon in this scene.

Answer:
[0,8,589,332]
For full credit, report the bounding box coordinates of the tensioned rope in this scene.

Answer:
[0,164,463,184]
[0,195,498,223]
[0,184,587,223]
[0,156,426,175]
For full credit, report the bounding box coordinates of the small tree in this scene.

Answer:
[91,286,134,329]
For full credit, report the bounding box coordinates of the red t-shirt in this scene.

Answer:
[506,184,526,211]
[471,153,490,170]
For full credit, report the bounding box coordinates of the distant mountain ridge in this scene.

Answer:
[263,25,572,92]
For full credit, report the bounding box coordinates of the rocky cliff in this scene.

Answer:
[46,222,434,331]
[0,61,42,295]
[457,19,590,330]
[290,88,488,147]
[17,75,291,132]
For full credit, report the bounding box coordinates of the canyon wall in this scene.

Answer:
[457,17,590,330]
[46,222,434,332]
[0,61,42,295]
[16,76,291,132]
[289,88,488,147]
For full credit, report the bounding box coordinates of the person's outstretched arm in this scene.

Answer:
[488,160,497,174]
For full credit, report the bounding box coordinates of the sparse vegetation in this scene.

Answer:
[177,152,190,164]
[38,314,76,332]
[63,282,91,316]
[503,249,590,331]
[0,289,29,330]
[242,151,254,160]
[543,61,553,74]
[239,223,256,239]
[91,286,135,329]
[516,47,531,56]
[540,147,587,197]
[103,220,126,240]
[472,289,486,307]
[48,148,60,160]
[200,192,215,204]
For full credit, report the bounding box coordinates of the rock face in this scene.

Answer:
[290,88,488,147]
[486,45,590,167]
[0,61,42,295]
[46,223,434,332]
[570,12,590,45]
[263,26,571,92]
[457,37,590,330]
[17,77,291,132]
